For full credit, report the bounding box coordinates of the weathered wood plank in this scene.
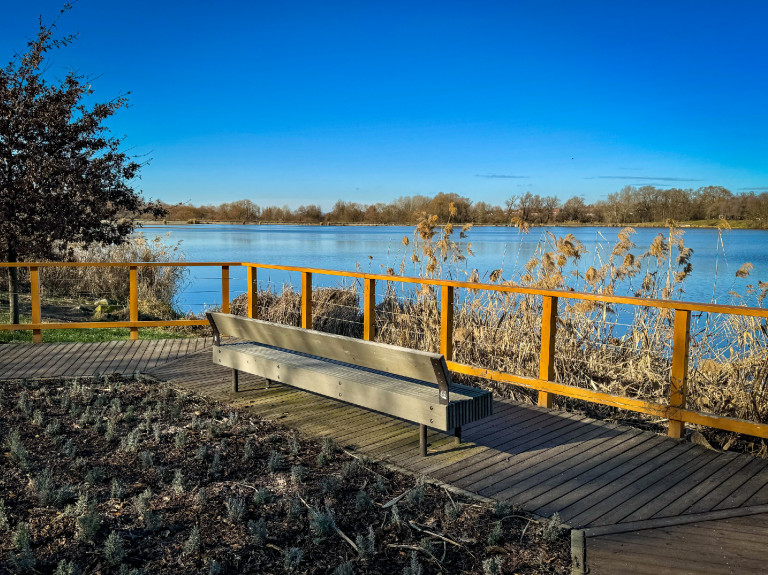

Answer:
[562,442,706,526]
[582,445,715,526]
[531,435,671,519]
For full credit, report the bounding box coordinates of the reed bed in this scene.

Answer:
[239,213,767,455]
[39,234,187,320]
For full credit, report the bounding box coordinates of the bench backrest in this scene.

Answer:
[207,312,451,403]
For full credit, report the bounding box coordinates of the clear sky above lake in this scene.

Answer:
[3,1,768,209]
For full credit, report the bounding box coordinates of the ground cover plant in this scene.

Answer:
[0,375,569,574]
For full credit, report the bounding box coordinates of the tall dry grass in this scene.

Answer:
[41,233,187,319]
[239,209,768,454]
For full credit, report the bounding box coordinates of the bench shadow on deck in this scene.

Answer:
[3,341,768,574]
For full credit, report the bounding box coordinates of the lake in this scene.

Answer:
[138,224,768,314]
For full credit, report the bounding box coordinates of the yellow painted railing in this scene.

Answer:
[2,260,768,441]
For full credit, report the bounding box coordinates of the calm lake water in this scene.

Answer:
[139,224,768,314]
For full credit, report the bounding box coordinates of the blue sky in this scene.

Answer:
[3,1,767,209]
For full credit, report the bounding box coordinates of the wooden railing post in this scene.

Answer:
[30,266,42,344]
[441,285,454,360]
[129,266,138,340]
[669,308,691,438]
[301,271,312,329]
[221,265,230,314]
[538,295,558,408]
[247,265,257,319]
[363,278,375,341]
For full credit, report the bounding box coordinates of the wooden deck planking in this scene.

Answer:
[1,343,43,378]
[494,428,647,503]
[32,342,78,378]
[686,456,768,515]
[560,441,706,526]
[586,514,768,575]
[577,447,718,526]
[651,452,758,518]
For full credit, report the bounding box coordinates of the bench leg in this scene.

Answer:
[420,424,427,457]
[265,378,270,390]
[455,426,462,444]
[232,368,239,393]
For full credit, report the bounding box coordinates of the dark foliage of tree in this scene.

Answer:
[0,12,165,323]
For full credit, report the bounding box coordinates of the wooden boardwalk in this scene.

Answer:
[2,340,767,573]
[0,338,213,379]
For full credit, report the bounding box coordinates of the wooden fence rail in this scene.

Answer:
[2,260,768,441]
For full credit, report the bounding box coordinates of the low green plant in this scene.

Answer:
[542,512,562,542]
[7,428,29,470]
[355,490,373,512]
[248,517,267,546]
[32,409,44,426]
[139,451,154,469]
[225,496,247,523]
[334,561,355,575]
[183,525,201,556]
[85,467,105,485]
[356,525,376,561]
[175,429,188,447]
[492,501,511,517]
[487,520,503,546]
[268,450,285,472]
[284,547,303,573]
[208,559,222,575]
[445,501,462,521]
[253,487,273,507]
[483,556,502,575]
[291,465,308,484]
[172,470,184,495]
[209,453,222,478]
[53,559,80,575]
[402,551,422,575]
[111,478,125,500]
[309,507,336,539]
[197,487,208,506]
[104,531,126,566]
[0,498,9,531]
[77,506,101,543]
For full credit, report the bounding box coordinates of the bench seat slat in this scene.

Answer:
[215,342,492,430]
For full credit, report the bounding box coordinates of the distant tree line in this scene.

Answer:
[155,186,768,226]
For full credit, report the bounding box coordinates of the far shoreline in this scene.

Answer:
[136,219,766,230]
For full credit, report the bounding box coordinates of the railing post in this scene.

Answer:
[538,295,558,408]
[363,278,375,341]
[30,266,42,344]
[669,308,691,439]
[441,285,454,360]
[221,265,230,314]
[301,271,312,329]
[247,265,257,319]
[129,266,138,340]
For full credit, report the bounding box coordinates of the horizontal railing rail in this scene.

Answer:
[2,260,767,441]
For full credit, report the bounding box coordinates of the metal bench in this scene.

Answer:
[206,312,493,456]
